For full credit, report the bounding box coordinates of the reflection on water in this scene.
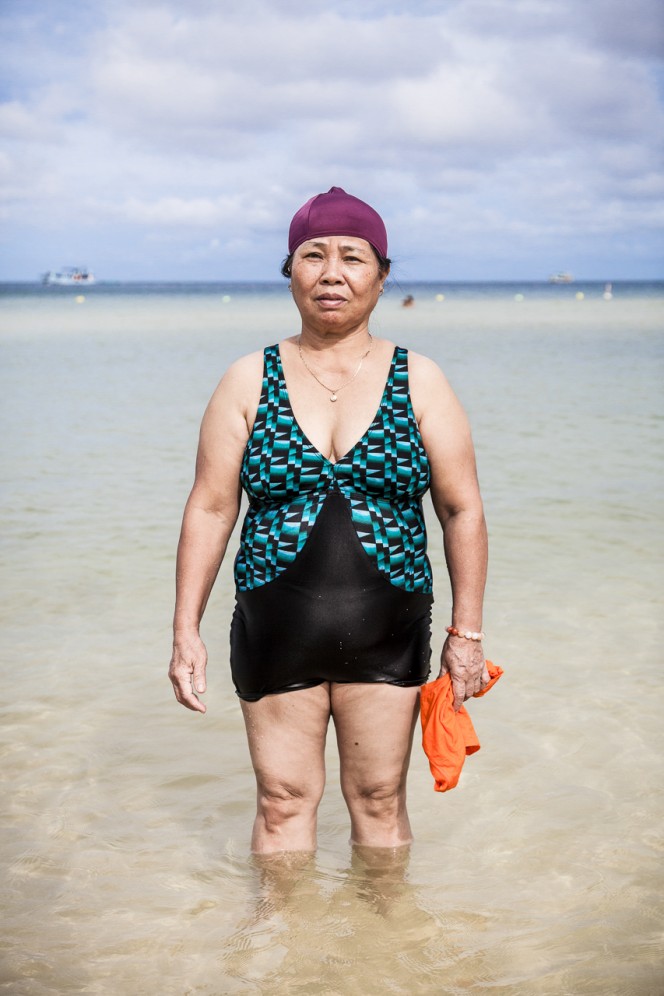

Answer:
[1,283,663,994]
[221,847,445,994]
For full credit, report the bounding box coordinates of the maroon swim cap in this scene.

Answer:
[288,186,388,259]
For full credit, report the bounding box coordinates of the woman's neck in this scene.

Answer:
[298,322,373,354]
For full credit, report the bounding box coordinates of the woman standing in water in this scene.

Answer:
[169,186,488,853]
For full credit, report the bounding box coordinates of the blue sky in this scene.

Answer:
[1,0,663,281]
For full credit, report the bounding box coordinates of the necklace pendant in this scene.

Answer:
[329,393,338,402]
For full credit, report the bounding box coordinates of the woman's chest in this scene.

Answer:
[242,400,429,502]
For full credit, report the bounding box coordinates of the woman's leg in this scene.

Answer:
[331,683,421,847]
[240,683,331,853]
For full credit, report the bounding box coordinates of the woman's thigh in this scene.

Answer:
[330,683,421,795]
[240,683,332,797]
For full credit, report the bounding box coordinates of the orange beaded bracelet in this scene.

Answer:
[446,625,485,642]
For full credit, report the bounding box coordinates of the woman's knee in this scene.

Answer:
[256,777,323,829]
[343,778,405,820]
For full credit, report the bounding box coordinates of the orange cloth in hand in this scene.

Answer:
[420,660,503,792]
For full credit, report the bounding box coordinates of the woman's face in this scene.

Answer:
[290,236,387,335]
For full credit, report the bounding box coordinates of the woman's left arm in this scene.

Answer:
[410,353,489,710]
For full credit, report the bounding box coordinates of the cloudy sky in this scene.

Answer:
[1,0,663,281]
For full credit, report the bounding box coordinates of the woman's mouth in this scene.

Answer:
[316,294,347,307]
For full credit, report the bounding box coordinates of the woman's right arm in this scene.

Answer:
[169,354,262,713]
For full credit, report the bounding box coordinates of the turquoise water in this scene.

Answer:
[1,282,662,994]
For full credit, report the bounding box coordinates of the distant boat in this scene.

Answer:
[548,271,574,284]
[42,267,96,286]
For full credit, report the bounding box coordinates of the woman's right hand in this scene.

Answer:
[169,633,208,713]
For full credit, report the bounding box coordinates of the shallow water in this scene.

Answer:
[1,281,663,994]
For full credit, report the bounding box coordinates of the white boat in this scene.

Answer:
[548,271,574,284]
[42,267,96,286]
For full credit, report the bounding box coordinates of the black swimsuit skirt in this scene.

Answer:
[230,488,433,701]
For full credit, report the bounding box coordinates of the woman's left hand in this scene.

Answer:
[439,636,490,712]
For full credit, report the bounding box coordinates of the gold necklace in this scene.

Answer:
[297,334,374,402]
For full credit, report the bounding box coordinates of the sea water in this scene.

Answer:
[1,280,662,995]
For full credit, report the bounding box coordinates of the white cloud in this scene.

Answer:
[0,0,662,279]
[115,194,274,229]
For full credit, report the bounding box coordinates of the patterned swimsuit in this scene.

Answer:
[230,343,434,700]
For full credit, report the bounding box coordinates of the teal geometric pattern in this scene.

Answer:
[234,344,433,593]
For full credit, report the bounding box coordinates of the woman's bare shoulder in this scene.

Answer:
[405,348,441,372]
[222,349,265,386]
[202,349,265,433]
[407,349,454,395]
[406,350,472,435]
[207,349,262,400]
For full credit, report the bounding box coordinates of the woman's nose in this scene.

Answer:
[320,256,343,282]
